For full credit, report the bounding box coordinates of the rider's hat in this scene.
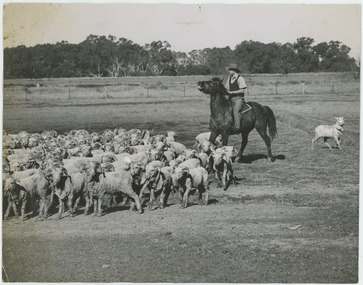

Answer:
[227,63,241,73]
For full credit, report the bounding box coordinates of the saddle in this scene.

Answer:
[239,103,252,114]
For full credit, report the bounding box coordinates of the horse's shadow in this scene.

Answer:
[236,154,286,163]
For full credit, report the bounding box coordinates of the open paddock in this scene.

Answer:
[2,77,359,283]
[3,72,359,102]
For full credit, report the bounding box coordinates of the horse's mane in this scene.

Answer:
[210,77,230,103]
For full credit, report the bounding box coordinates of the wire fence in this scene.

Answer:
[3,79,360,103]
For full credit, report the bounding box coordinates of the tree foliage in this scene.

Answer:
[3,35,359,79]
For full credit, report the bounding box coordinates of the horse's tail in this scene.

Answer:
[263,106,277,141]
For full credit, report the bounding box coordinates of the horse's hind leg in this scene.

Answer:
[237,132,249,162]
[256,127,273,161]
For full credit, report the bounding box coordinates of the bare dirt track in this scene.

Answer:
[2,91,359,283]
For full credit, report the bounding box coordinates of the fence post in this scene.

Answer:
[147,85,149,98]
[105,86,108,99]
[68,87,71,100]
[301,82,305,95]
[184,84,186,97]
[332,80,336,94]
[25,89,28,101]
[275,82,278,95]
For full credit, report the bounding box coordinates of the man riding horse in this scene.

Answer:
[224,63,247,133]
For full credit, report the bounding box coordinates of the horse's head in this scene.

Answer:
[197,78,228,96]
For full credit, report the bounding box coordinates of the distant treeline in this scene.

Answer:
[3,34,359,79]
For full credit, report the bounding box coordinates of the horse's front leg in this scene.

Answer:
[209,131,220,145]
[220,130,229,146]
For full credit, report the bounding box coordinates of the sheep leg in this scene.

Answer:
[129,200,137,212]
[149,189,155,210]
[159,190,166,209]
[228,163,236,185]
[198,188,203,204]
[37,200,45,221]
[73,196,81,210]
[92,198,97,216]
[222,166,228,191]
[181,186,192,208]
[84,196,90,215]
[204,184,209,206]
[334,136,343,151]
[4,199,13,219]
[41,196,51,220]
[11,201,19,219]
[125,189,143,214]
[163,185,171,208]
[139,181,149,206]
[97,197,103,217]
[93,198,99,216]
[215,172,222,188]
[177,187,184,203]
[20,198,28,221]
[68,196,74,218]
[311,136,320,149]
[323,137,332,150]
[57,199,64,219]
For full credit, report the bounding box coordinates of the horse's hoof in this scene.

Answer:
[138,209,143,214]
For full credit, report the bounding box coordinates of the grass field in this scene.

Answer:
[3,72,360,102]
[2,75,360,283]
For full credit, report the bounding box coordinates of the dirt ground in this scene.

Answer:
[2,181,358,283]
[2,93,359,283]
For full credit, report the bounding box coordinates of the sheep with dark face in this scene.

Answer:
[211,148,236,191]
[82,161,143,216]
[3,180,29,221]
[172,166,209,208]
[139,162,172,210]
[4,170,52,220]
[46,166,86,219]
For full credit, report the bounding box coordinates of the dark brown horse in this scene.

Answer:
[197,78,277,162]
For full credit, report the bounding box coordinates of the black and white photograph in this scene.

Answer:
[1,0,361,283]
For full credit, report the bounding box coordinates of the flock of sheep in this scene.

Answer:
[2,114,344,221]
[2,128,237,221]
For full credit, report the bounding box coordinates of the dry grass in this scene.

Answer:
[3,72,359,102]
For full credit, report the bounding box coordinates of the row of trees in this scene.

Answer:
[4,35,359,79]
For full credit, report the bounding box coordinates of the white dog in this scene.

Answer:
[312,117,344,151]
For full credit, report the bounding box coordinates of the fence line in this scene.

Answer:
[4,81,360,102]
